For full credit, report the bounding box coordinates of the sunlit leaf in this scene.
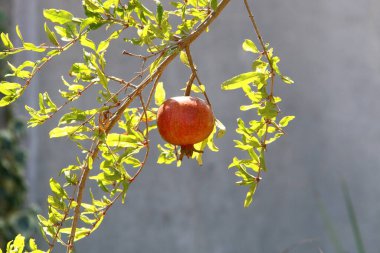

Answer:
[154,82,166,106]
[279,115,295,127]
[44,9,74,25]
[221,72,263,90]
[242,39,259,53]
[244,183,257,208]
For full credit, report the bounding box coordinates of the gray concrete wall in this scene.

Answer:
[10,0,380,252]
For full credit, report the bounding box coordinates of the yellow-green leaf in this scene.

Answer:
[180,51,190,68]
[221,72,262,90]
[44,23,60,46]
[154,82,165,106]
[43,9,74,25]
[244,183,257,208]
[279,115,295,127]
[106,133,140,148]
[242,39,259,53]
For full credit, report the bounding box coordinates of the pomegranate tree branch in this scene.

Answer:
[23,30,88,92]
[66,1,231,252]
[243,0,275,96]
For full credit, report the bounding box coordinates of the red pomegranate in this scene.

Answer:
[157,96,215,159]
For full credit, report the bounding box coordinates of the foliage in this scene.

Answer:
[0,234,43,253]
[221,38,294,207]
[0,0,294,252]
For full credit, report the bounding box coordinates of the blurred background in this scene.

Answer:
[1,0,379,252]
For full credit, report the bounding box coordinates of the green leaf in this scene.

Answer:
[234,140,253,151]
[279,115,295,127]
[193,139,209,165]
[97,30,122,53]
[49,178,66,198]
[244,183,257,208]
[281,75,294,84]
[0,82,22,107]
[242,39,259,53]
[13,234,26,253]
[259,148,267,171]
[94,64,108,88]
[271,55,281,75]
[156,2,164,25]
[60,227,91,241]
[211,0,218,10]
[55,24,78,41]
[88,156,94,170]
[44,23,60,46]
[215,119,226,138]
[180,51,190,68]
[258,101,278,119]
[157,144,177,165]
[240,104,260,111]
[106,133,141,148]
[103,0,120,10]
[0,82,21,96]
[23,42,46,53]
[252,59,268,73]
[154,82,165,106]
[188,0,208,7]
[221,72,262,90]
[265,132,284,145]
[123,156,141,168]
[44,9,74,25]
[84,0,104,14]
[180,84,206,93]
[80,17,98,32]
[150,54,164,74]
[49,126,89,138]
[15,25,24,42]
[1,33,14,49]
[97,40,110,53]
[80,35,96,51]
[74,228,92,241]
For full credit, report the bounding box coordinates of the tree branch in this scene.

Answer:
[66,0,231,252]
[243,0,275,96]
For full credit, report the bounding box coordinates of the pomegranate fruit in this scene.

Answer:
[157,96,215,159]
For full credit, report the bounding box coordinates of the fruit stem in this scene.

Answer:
[184,72,196,96]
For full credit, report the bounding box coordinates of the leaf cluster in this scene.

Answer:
[221,39,294,207]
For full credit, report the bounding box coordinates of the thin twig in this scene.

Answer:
[136,73,162,126]
[130,95,150,183]
[184,47,211,105]
[46,81,96,122]
[184,72,196,96]
[243,0,275,96]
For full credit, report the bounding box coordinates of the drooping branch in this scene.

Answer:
[243,0,279,184]
[65,1,231,252]
[243,0,276,96]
